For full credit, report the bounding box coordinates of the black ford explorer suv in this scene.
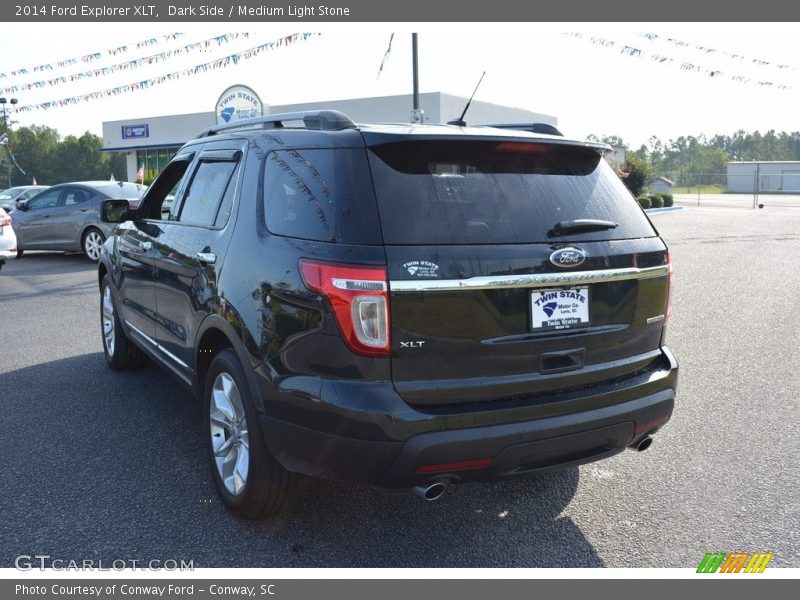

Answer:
[98,111,677,518]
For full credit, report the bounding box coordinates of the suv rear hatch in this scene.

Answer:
[364,135,671,407]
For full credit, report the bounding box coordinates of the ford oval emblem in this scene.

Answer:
[550,247,587,268]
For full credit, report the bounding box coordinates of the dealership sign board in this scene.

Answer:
[121,124,149,139]
[216,85,264,124]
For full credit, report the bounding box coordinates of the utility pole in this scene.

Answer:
[0,97,17,187]
[410,34,424,124]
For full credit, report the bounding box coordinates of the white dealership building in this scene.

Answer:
[102,90,558,183]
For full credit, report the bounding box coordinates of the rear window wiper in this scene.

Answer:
[550,219,618,236]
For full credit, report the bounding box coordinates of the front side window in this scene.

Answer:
[139,159,192,221]
[27,189,61,210]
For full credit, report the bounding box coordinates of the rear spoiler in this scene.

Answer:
[479,123,564,137]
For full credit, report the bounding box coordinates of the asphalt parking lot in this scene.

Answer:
[1,204,799,568]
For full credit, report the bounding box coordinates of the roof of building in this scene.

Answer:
[650,176,675,186]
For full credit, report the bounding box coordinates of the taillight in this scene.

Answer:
[0,212,11,227]
[299,259,390,357]
[664,251,674,323]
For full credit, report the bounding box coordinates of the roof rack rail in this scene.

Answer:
[197,110,357,138]
[479,123,564,137]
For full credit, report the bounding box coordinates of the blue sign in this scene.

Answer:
[121,124,149,139]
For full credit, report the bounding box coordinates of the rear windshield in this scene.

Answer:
[367,140,656,244]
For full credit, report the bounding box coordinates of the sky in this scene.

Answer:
[1,22,799,148]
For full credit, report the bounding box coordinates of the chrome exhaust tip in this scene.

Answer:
[412,482,447,501]
[630,435,654,452]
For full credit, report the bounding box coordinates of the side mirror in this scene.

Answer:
[101,199,131,223]
[16,199,29,211]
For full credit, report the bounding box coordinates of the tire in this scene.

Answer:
[100,275,148,370]
[15,249,23,258]
[205,348,296,518]
[83,228,105,262]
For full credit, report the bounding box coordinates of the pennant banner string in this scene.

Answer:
[0,33,185,80]
[0,33,257,96]
[376,33,394,79]
[638,32,797,72]
[564,33,794,91]
[16,33,320,113]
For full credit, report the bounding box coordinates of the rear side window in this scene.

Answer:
[63,188,91,205]
[264,149,382,245]
[367,140,656,245]
[179,160,238,227]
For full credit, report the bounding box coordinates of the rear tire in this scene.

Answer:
[205,349,296,518]
[101,276,148,370]
[83,228,105,262]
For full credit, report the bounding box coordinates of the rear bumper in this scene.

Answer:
[257,347,677,489]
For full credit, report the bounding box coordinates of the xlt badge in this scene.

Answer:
[400,341,426,348]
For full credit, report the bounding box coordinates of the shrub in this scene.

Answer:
[637,196,652,209]
[649,194,664,208]
[661,193,674,207]
[619,155,653,198]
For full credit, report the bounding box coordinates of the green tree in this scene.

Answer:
[618,155,653,197]
[5,125,61,186]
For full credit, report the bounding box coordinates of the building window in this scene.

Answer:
[135,147,180,184]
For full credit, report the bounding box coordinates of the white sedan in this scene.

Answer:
[0,207,18,271]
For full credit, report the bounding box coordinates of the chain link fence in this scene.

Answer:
[652,173,800,208]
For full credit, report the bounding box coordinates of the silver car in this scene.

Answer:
[0,207,18,272]
[0,185,50,213]
[12,181,146,261]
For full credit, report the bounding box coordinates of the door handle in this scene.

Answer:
[139,241,152,251]
[196,252,216,264]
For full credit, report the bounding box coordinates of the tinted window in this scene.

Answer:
[140,159,192,221]
[64,188,91,205]
[264,149,381,244]
[27,189,61,210]
[179,160,238,227]
[367,141,656,244]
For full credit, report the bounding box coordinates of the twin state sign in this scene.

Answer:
[216,85,264,125]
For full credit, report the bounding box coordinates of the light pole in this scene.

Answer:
[0,97,17,187]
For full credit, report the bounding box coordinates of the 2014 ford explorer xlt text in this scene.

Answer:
[97,111,677,518]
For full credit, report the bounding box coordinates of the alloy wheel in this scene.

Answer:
[209,372,250,496]
[84,231,103,261]
[102,286,115,357]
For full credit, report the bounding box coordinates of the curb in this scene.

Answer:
[645,206,684,214]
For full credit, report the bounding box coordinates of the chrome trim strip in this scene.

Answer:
[647,315,666,325]
[124,319,158,346]
[124,319,190,370]
[159,345,191,371]
[390,264,669,292]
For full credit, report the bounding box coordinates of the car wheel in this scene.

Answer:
[15,249,23,258]
[101,276,148,370]
[83,228,105,262]
[205,348,296,518]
